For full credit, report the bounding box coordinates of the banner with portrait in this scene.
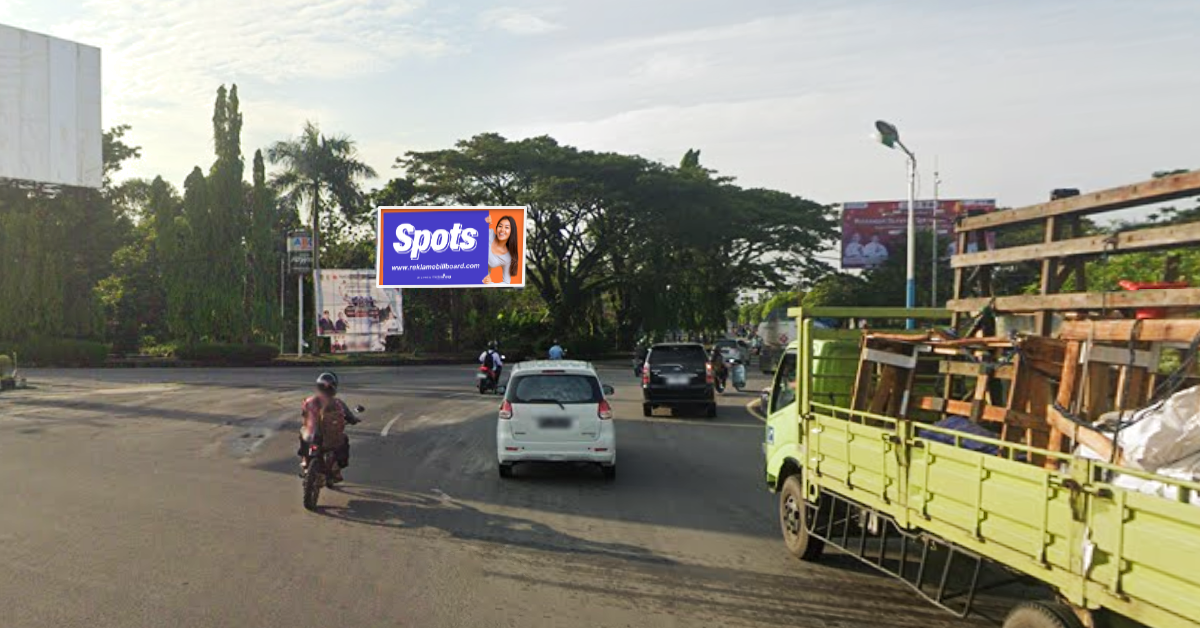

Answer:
[315,269,403,353]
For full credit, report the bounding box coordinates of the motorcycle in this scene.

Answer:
[726,356,747,392]
[477,356,504,394]
[302,404,365,511]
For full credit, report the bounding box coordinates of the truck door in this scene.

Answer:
[764,350,801,475]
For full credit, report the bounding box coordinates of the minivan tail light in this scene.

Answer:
[499,400,513,420]
[641,366,649,386]
[598,399,613,420]
[706,362,714,384]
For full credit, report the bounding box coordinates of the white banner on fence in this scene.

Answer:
[315,269,403,353]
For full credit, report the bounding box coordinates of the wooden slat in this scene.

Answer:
[938,361,1016,379]
[916,397,1046,430]
[949,288,1200,314]
[1047,405,1121,464]
[957,169,1200,232]
[1058,319,1200,343]
[951,221,1200,269]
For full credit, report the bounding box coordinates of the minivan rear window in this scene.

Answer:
[649,345,707,364]
[509,374,602,404]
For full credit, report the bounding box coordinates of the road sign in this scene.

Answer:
[287,233,313,253]
[289,251,313,274]
[287,231,313,274]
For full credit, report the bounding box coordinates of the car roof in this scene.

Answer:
[650,342,704,349]
[511,360,597,375]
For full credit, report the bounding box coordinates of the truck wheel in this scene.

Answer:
[1002,602,1085,628]
[779,475,824,561]
[642,403,652,417]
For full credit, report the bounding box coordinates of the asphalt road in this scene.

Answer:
[0,364,1019,628]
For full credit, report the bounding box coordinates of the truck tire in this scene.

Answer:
[779,475,824,561]
[1002,602,1085,628]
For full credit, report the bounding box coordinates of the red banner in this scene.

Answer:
[840,199,996,269]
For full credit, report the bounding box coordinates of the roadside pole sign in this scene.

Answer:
[288,232,313,274]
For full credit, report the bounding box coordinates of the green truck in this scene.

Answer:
[762,306,1200,628]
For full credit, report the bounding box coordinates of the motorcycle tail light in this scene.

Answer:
[597,399,613,420]
[498,400,513,420]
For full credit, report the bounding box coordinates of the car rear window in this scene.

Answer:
[649,345,707,364]
[509,374,602,404]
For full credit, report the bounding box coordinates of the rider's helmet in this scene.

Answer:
[316,372,339,396]
[488,340,497,350]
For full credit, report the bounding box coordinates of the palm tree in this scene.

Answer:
[268,121,377,354]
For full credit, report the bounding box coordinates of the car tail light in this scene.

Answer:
[706,362,714,384]
[498,400,513,420]
[598,399,613,420]
[641,365,650,386]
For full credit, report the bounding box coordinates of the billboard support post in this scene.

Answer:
[279,256,285,355]
[297,275,304,357]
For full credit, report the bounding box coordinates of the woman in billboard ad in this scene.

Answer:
[483,213,520,285]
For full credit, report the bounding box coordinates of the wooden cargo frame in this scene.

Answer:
[946,169,1200,333]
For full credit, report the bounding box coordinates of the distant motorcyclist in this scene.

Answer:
[709,345,729,388]
[479,341,504,381]
[548,340,565,360]
[299,372,360,484]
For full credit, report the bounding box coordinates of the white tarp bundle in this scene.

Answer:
[1077,385,1200,505]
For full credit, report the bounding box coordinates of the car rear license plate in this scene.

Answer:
[538,417,572,429]
[666,375,691,386]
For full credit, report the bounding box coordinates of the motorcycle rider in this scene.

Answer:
[479,341,503,385]
[298,372,360,484]
[548,339,565,360]
[709,345,729,390]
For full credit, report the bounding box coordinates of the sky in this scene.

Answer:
[3,0,1199,213]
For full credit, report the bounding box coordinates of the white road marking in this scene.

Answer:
[745,399,766,422]
[431,488,453,501]
[381,413,402,437]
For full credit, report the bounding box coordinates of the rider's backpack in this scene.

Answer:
[483,350,496,370]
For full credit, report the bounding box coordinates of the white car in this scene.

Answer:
[496,360,617,480]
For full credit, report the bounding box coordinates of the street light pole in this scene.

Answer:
[932,161,941,308]
[874,120,918,329]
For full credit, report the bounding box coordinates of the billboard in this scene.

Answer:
[376,206,527,288]
[0,24,102,189]
[840,199,996,269]
[315,269,403,354]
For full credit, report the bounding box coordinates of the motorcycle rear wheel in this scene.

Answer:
[303,459,322,511]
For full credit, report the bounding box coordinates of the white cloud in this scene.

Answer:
[29,0,457,181]
[478,7,561,35]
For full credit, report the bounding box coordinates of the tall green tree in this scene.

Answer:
[247,149,281,341]
[268,121,376,353]
[203,85,249,342]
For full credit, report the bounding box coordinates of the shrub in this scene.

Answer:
[0,338,110,367]
[177,343,280,365]
[140,342,179,358]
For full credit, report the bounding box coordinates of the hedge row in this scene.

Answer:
[0,338,110,367]
[176,343,280,365]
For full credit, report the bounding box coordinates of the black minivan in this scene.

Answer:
[641,343,716,417]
